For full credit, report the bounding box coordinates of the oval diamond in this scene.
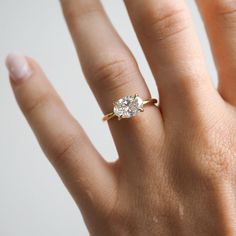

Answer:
[113,95,144,119]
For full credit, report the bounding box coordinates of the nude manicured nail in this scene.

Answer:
[5,53,32,82]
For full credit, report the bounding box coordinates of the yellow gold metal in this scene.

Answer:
[103,112,116,121]
[143,98,158,106]
[102,97,158,122]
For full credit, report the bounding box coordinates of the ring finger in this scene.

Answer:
[60,0,163,162]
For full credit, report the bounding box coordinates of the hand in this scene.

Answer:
[5,0,236,235]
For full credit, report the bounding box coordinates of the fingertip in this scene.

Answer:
[5,53,33,83]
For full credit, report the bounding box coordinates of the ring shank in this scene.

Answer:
[143,98,158,106]
[103,98,158,121]
[103,112,116,121]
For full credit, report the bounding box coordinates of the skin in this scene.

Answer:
[7,0,236,235]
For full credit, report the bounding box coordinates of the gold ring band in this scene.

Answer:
[103,94,158,121]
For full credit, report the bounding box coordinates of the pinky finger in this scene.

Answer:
[5,53,117,218]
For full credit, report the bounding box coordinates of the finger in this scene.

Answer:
[124,0,218,120]
[196,0,236,106]
[6,53,117,218]
[60,0,163,162]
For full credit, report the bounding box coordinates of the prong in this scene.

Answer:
[134,93,138,98]
[118,115,123,121]
[139,108,144,112]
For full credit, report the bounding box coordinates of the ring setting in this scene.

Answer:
[103,94,158,121]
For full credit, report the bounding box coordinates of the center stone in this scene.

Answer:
[113,95,144,119]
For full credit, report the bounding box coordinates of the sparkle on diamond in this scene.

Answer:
[113,95,144,119]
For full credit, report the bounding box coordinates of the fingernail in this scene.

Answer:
[5,53,32,82]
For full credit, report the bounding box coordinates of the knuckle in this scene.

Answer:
[212,0,236,15]
[168,65,208,91]
[22,91,52,116]
[207,1,236,26]
[49,130,84,165]
[90,57,138,93]
[141,6,191,42]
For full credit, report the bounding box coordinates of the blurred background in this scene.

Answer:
[0,0,216,235]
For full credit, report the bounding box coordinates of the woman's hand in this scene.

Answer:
[5,0,236,235]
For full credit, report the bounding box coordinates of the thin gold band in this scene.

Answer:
[103,98,158,121]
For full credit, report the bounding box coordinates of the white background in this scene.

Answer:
[0,1,216,235]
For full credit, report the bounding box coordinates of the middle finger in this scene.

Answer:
[124,0,218,122]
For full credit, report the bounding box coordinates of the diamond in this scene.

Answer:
[113,94,144,120]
